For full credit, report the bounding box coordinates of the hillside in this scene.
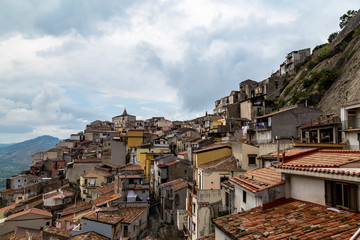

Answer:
[0,135,60,189]
[274,10,360,116]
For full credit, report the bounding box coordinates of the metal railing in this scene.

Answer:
[343,119,360,130]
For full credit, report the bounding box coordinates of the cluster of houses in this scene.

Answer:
[1,49,360,239]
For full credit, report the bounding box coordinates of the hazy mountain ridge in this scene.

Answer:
[0,135,60,189]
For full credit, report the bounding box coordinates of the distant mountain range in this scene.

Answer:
[0,135,61,189]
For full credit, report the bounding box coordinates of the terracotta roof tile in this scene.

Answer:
[198,155,241,171]
[84,207,147,224]
[230,167,284,193]
[283,149,360,167]
[71,231,110,240]
[93,183,115,196]
[6,208,52,220]
[81,170,113,178]
[44,226,72,238]
[193,144,230,153]
[9,232,42,240]
[73,158,102,163]
[60,201,92,216]
[213,201,360,239]
[300,116,339,128]
[93,192,121,207]
[261,148,316,159]
[199,235,215,240]
[162,179,187,191]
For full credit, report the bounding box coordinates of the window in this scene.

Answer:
[124,225,129,237]
[220,176,229,183]
[193,223,196,232]
[243,190,247,203]
[325,181,357,211]
[248,155,256,166]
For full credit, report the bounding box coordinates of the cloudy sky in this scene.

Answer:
[0,0,358,143]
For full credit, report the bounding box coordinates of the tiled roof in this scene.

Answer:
[71,231,110,240]
[261,148,315,159]
[81,170,112,178]
[300,116,339,128]
[60,201,92,216]
[255,105,298,119]
[276,166,360,177]
[84,207,147,224]
[230,167,284,193]
[119,174,144,179]
[48,148,62,152]
[93,183,115,196]
[193,144,230,153]
[198,155,240,171]
[199,235,215,240]
[6,208,52,220]
[213,201,360,240]
[44,226,72,238]
[93,192,121,207]
[73,158,102,163]
[162,178,187,191]
[158,160,179,168]
[8,232,42,240]
[119,163,143,172]
[0,188,23,195]
[283,149,360,167]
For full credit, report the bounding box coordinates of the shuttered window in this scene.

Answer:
[325,181,357,212]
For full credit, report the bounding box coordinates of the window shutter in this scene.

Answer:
[349,184,357,212]
[324,181,333,206]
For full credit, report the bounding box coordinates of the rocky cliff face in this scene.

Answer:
[276,9,360,116]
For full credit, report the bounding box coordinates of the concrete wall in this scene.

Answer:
[234,184,284,212]
[66,162,101,183]
[231,142,259,171]
[271,106,321,140]
[192,189,222,239]
[215,226,232,240]
[289,175,325,205]
[240,101,252,121]
[258,142,294,156]
[345,132,360,150]
[234,185,259,212]
[73,219,113,238]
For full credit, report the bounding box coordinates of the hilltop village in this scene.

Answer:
[3,12,360,240]
[2,45,360,240]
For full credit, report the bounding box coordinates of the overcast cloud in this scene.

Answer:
[0,0,359,143]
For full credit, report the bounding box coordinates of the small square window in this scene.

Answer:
[248,155,256,166]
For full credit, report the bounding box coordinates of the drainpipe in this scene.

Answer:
[350,227,360,240]
[276,136,280,164]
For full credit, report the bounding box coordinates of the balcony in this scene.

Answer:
[247,122,269,131]
[343,119,360,131]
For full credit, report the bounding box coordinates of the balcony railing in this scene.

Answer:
[343,119,360,130]
[247,122,269,131]
[82,183,96,188]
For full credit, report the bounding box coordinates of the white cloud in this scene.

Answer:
[0,0,359,142]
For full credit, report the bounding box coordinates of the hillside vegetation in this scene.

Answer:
[273,10,360,116]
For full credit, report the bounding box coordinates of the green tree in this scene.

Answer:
[328,32,338,43]
[339,10,358,29]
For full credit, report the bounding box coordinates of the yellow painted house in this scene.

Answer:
[192,144,232,181]
[127,129,144,150]
[138,150,170,181]
[80,170,113,202]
